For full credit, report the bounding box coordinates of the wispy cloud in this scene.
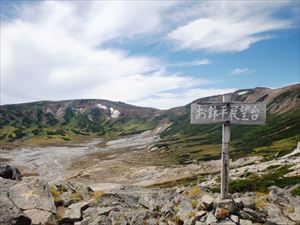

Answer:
[167,1,293,52]
[169,59,211,68]
[231,68,253,76]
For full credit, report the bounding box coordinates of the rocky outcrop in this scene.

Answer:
[51,185,300,225]
[9,177,56,213]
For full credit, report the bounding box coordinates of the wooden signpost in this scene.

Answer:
[191,95,266,199]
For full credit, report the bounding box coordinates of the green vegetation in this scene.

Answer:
[229,165,300,193]
[291,186,300,196]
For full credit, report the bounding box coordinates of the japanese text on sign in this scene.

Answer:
[191,103,266,125]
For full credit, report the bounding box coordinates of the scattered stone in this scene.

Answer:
[215,207,230,219]
[0,165,22,181]
[61,201,89,223]
[9,177,56,213]
[201,194,214,210]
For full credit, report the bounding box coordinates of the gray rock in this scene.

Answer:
[177,199,194,221]
[239,219,253,225]
[191,211,206,225]
[265,204,295,225]
[0,193,31,225]
[9,177,56,213]
[60,191,80,207]
[138,189,176,213]
[108,210,129,225]
[215,218,236,225]
[268,186,300,209]
[195,222,205,225]
[201,194,214,210]
[243,208,266,223]
[146,217,159,225]
[61,201,89,223]
[231,193,241,199]
[241,197,255,209]
[287,206,300,223]
[89,215,112,225]
[0,165,22,181]
[0,177,17,193]
[131,212,148,225]
[64,181,94,200]
[206,212,217,224]
[233,197,243,208]
[230,214,239,223]
[98,193,140,209]
[217,199,237,213]
[24,209,56,225]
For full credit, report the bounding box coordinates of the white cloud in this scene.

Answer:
[169,58,211,67]
[0,1,217,109]
[1,1,295,109]
[231,68,253,76]
[167,1,293,52]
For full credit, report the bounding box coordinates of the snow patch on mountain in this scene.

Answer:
[238,91,248,95]
[97,103,107,110]
[110,107,120,118]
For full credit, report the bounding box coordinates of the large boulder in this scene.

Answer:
[0,165,22,181]
[9,177,56,213]
[0,193,31,225]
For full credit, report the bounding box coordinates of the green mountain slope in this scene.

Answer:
[0,99,162,146]
[153,83,300,163]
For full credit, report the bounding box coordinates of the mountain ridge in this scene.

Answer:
[0,83,299,158]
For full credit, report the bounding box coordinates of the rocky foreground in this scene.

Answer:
[1,165,299,225]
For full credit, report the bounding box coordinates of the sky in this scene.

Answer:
[0,0,299,109]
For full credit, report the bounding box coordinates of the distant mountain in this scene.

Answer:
[1,83,299,160]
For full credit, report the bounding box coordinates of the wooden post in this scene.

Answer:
[221,94,231,199]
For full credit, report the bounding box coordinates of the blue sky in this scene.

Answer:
[0,1,299,109]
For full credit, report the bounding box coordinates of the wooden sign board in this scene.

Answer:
[191,103,266,125]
